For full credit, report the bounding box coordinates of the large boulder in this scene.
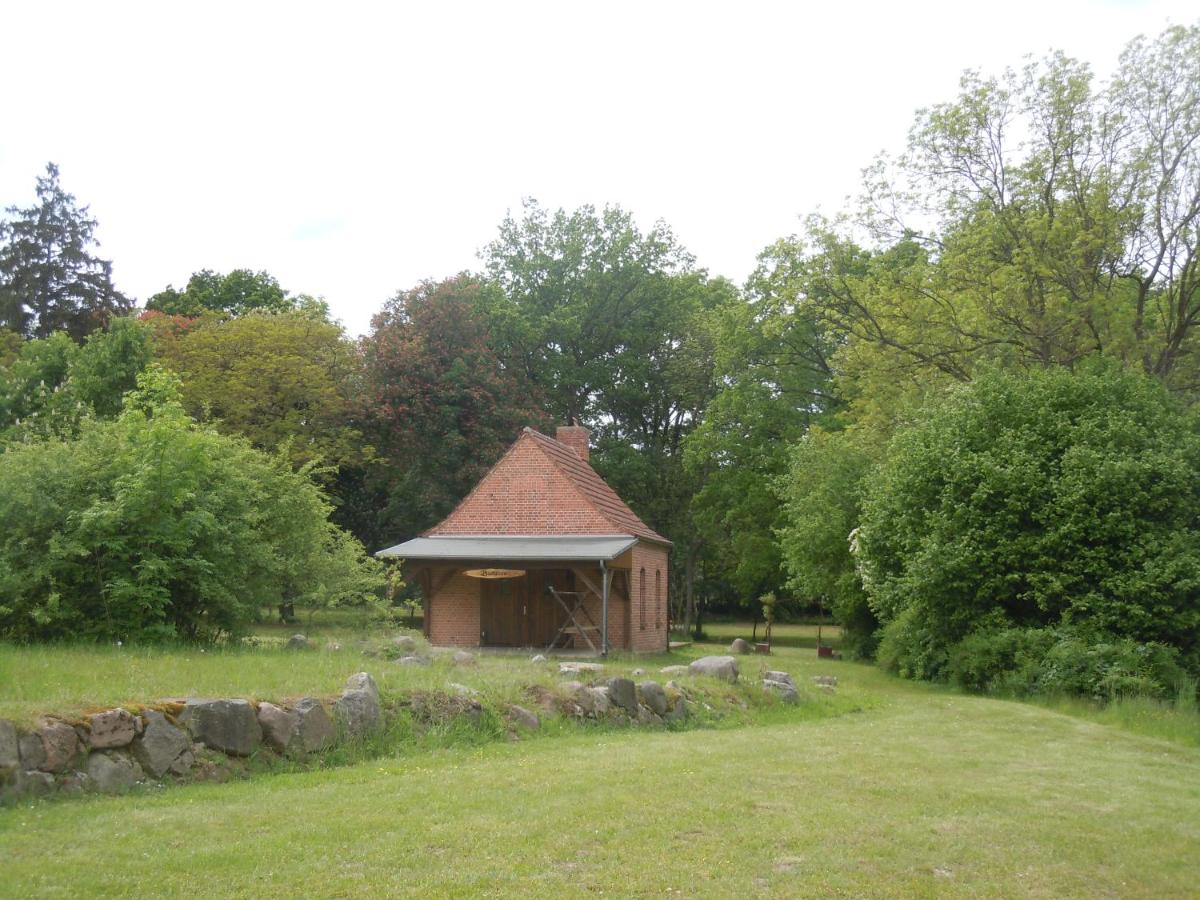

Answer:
[666,697,688,722]
[18,733,46,771]
[638,681,668,717]
[132,710,194,777]
[763,672,799,703]
[0,720,17,775]
[688,656,739,682]
[452,650,477,667]
[37,720,82,772]
[179,700,263,757]
[730,638,752,654]
[256,702,299,753]
[765,671,796,689]
[293,698,335,752]
[333,687,380,738]
[393,635,417,653]
[604,677,637,714]
[85,751,143,793]
[88,708,137,749]
[7,769,54,799]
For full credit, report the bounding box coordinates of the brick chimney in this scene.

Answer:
[556,424,590,461]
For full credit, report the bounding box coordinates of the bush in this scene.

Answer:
[0,367,383,642]
[858,363,1200,687]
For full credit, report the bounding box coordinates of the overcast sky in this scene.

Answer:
[0,1,1194,335]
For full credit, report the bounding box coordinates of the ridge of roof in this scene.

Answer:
[522,428,672,546]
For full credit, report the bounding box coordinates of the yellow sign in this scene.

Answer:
[464,568,526,580]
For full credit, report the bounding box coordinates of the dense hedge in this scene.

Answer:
[0,367,382,642]
[857,364,1200,696]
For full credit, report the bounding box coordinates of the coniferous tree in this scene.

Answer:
[0,163,130,339]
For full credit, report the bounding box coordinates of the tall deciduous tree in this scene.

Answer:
[0,163,130,339]
[146,269,328,319]
[360,275,549,547]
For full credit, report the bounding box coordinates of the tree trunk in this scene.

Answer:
[683,543,699,634]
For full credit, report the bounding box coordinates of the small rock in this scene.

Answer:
[256,702,299,753]
[636,705,660,725]
[448,682,479,697]
[638,681,668,717]
[37,720,82,773]
[397,655,428,666]
[730,638,752,654]
[179,699,263,757]
[393,635,416,652]
[812,675,838,687]
[452,650,477,666]
[132,710,192,777]
[58,771,91,795]
[631,668,645,677]
[293,699,335,753]
[344,672,380,701]
[326,642,342,652]
[85,751,142,793]
[765,671,796,689]
[0,720,18,773]
[666,697,688,722]
[763,680,799,703]
[88,708,137,749]
[560,662,604,676]
[530,654,547,664]
[18,733,46,771]
[509,705,540,731]
[688,656,739,682]
[604,677,638,713]
[286,634,309,650]
[659,665,689,677]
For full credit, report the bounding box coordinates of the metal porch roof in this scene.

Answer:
[375,534,639,562]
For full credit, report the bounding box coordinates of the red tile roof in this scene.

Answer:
[425,427,671,546]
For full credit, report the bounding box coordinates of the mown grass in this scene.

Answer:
[1,659,1197,897]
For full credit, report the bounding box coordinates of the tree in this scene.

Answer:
[856,363,1200,683]
[146,269,327,318]
[150,310,363,475]
[796,24,1200,404]
[0,366,383,643]
[360,275,549,546]
[685,237,845,610]
[0,163,131,339]
[0,317,153,443]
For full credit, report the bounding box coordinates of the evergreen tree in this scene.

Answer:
[0,163,130,339]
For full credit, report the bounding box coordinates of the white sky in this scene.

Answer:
[0,1,1194,336]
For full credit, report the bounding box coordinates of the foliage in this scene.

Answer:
[800,25,1200,401]
[0,317,153,442]
[777,427,879,656]
[150,309,363,475]
[858,364,1200,683]
[0,367,382,643]
[145,268,328,319]
[358,275,549,545]
[0,163,130,339]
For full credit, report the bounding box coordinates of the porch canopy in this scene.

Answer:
[376,535,637,654]
[376,534,637,562]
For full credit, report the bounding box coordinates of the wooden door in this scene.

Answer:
[481,577,523,646]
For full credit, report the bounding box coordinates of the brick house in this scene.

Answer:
[377,425,671,654]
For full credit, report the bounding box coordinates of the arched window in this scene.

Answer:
[639,567,646,630]
[655,569,662,629]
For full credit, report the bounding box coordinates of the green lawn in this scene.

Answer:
[2,665,1198,896]
[2,635,1200,896]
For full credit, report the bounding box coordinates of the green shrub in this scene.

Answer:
[946,625,1056,694]
[0,367,383,643]
[858,363,1200,687]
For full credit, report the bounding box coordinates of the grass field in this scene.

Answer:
[2,632,1200,896]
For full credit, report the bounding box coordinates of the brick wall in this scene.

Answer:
[429,573,480,647]
[630,543,669,653]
